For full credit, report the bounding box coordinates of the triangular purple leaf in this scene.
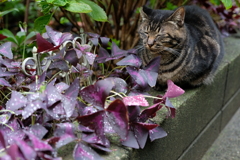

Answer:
[122,130,139,149]
[64,78,80,98]
[85,52,97,65]
[116,54,142,68]
[80,79,114,107]
[149,126,167,142]
[64,49,78,66]
[126,66,148,88]
[143,56,161,73]
[95,47,111,63]
[6,91,27,111]
[77,111,109,146]
[29,124,48,139]
[27,133,53,151]
[14,137,37,160]
[111,42,128,59]
[36,33,60,53]
[100,37,110,46]
[123,95,149,107]
[138,103,163,122]
[0,67,16,77]
[133,122,150,149]
[0,77,11,87]
[0,42,13,59]
[163,80,185,98]
[73,142,104,160]
[49,60,69,72]
[106,99,128,141]
[22,99,45,119]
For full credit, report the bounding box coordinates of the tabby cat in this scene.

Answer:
[138,5,224,90]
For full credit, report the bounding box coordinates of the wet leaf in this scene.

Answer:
[80,79,114,107]
[95,47,111,63]
[163,80,185,98]
[0,77,11,87]
[6,91,27,111]
[0,42,13,59]
[123,95,149,107]
[117,54,142,68]
[106,99,128,140]
[73,142,104,160]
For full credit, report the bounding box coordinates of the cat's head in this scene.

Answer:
[138,6,186,55]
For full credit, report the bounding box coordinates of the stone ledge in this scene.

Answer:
[59,36,240,160]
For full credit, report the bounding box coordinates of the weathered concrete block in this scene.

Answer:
[178,112,221,160]
[221,88,240,130]
[223,37,240,104]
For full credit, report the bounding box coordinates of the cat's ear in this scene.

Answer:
[167,6,185,27]
[140,6,150,21]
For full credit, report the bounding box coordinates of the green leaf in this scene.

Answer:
[25,31,36,41]
[34,14,52,33]
[46,0,68,7]
[64,1,92,13]
[220,0,232,9]
[0,8,19,17]
[79,0,107,22]
[0,29,18,44]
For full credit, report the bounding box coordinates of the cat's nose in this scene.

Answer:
[148,42,154,48]
[147,38,155,48]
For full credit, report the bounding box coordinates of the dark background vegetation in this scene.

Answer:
[1,0,240,51]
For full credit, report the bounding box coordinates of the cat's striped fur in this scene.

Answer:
[137,5,224,90]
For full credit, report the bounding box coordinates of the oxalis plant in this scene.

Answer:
[0,26,185,160]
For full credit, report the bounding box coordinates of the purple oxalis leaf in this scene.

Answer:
[106,99,129,141]
[122,130,139,149]
[46,26,72,46]
[85,52,97,65]
[127,66,148,88]
[110,42,128,59]
[165,97,176,118]
[100,37,110,46]
[0,77,11,87]
[95,47,111,63]
[0,42,13,59]
[6,91,27,111]
[133,122,158,149]
[0,67,16,77]
[80,78,114,107]
[149,125,167,142]
[27,133,53,151]
[64,78,80,98]
[14,137,37,160]
[55,82,69,93]
[143,56,161,73]
[36,33,60,53]
[22,99,45,119]
[53,123,76,148]
[138,103,163,122]
[0,131,6,149]
[111,77,128,94]
[49,60,69,72]
[29,124,48,139]
[7,144,24,160]
[163,80,185,98]
[73,142,104,160]
[64,49,78,66]
[74,48,83,59]
[116,54,142,68]
[77,111,109,146]
[123,95,149,107]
